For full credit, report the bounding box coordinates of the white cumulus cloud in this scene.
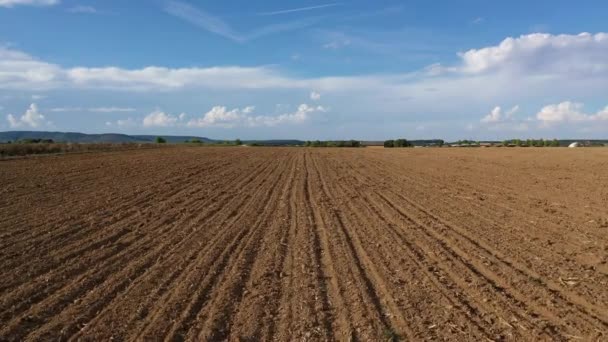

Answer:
[457,32,608,75]
[248,104,325,127]
[477,101,608,132]
[143,110,185,127]
[6,103,51,128]
[477,105,529,132]
[481,105,519,123]
[536,101,608,125]
[310,91,321,101]
[187,106,254,128]
[187,104,324,128]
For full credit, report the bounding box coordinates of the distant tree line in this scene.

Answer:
[304,140,362,147]
[456,140,477,146]
[182,138,243,146]
[502,139,560,147]
[384,139,412,148]
[6,138,56,144]
[1,142,157,158]
[447,139,561,147]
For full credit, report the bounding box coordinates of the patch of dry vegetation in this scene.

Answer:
[0,143,161,158]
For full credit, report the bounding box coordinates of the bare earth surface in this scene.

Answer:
[1,147,608,341]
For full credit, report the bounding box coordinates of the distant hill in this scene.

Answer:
[244,139,305,146]
[0,131,214,144]
[130,135,215,143]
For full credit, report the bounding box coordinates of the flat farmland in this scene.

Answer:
[1,147,608,341]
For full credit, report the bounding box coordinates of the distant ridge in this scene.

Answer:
[0,131,214,144]
[243,139,305,146]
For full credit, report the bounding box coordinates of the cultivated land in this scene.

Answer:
[1,147,608,341]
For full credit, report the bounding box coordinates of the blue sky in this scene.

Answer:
[1,0,607,140]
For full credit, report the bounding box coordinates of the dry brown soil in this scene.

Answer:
[1,147,608,341]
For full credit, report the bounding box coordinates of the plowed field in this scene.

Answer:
[1,147,608,341]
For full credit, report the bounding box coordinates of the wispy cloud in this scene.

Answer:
[257,3,341,16]
[67,5,98,14]
[0,0,58,8]
[247,16,323,40]
[316,28,448,58]
[164,1,323,42]
[164,1,242,42]
[89,107,136,113]
[340,5,403,21]
[51,107,136,113]
[323,38,351,49]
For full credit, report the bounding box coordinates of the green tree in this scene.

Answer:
[155,137,166,144]
[235,139,242,145]
[384,140,394,148]
[394,139,410,147]
[459,140,472,146]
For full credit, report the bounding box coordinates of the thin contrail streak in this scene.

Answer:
[258,3,341,16]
